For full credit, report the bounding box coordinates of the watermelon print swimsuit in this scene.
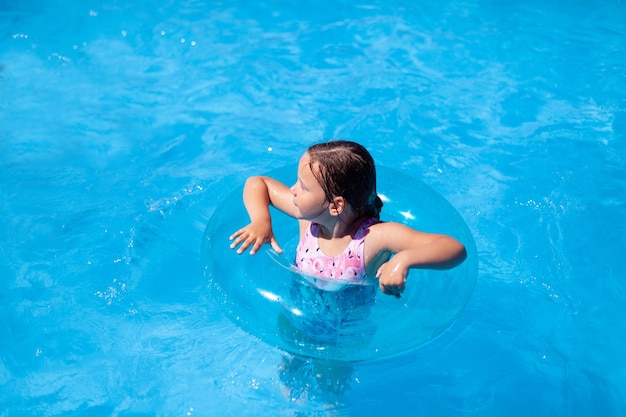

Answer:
[295,217,379,282]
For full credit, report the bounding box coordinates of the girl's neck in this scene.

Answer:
[316,214,364,239]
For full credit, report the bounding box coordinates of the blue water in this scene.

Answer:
[1,0,625,416]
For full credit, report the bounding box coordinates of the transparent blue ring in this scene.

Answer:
[202,165,477,362]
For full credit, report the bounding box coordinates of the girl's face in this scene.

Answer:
[290,152,330,220]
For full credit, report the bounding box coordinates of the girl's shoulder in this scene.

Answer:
[366,219,413,232]
[364,218,389,232]
[362,219,389,246]
[363,220,417,250]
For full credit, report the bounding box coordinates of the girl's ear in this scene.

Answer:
[329,196,346,216]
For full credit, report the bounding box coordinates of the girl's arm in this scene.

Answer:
[367,222,467,297]
[229,176,297,255]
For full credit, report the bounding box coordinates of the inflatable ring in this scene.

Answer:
[202,165,477,362]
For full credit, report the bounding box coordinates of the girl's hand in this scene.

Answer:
[229,222,283,255]
[376,254,409,298]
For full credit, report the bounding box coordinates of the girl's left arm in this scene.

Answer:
[370,223,466,297]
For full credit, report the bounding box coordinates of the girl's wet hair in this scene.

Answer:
[307,140,383,220]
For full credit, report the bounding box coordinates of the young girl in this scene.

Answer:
[229,140,466,298]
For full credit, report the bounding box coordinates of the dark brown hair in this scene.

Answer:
[307,140,383,220]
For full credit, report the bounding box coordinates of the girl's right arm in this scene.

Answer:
[367,222,467,297]
[229,176,297,255]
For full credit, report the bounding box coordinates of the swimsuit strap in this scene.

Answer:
[344,217,377,256]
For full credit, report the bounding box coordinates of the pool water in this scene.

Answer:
[1,0,625,416]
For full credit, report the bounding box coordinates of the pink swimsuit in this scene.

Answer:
[295,218,379,283]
